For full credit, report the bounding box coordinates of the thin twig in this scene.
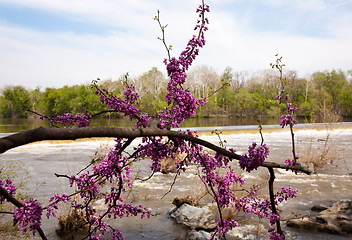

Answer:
[155,10,171,61]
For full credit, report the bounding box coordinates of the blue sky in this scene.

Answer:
[0,0,351,88]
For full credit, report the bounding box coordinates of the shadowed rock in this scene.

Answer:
[173,196,198,208]
[287,199,352,236]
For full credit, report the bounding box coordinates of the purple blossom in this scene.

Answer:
[213,219,238,239]
[0,179,16,203]
[13,198,43,236]
[284,158,301,174]
[240,143,269,172]
[93,140,132,187]
[49,113,92,127]
[108,202,151,219]
[94,84,151,128]
[274,187,298,204]
[157,3,209,128]
[204,167,245,207]
[69,172,101,203]
[270,213,281,225]
[279,114,297,128]
[276,95,282,104]
[268,228,285,240]
[45,193,71,219]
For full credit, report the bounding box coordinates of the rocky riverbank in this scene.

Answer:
[287,199,352,236]
[168,198,352,240]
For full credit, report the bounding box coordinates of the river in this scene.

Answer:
[0,119,352,239]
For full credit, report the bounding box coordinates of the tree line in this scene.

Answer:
[1,66,352,120]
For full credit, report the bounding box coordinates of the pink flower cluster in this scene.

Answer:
[95,84,150,128]
[279,114,297,128]
[285,158,301,174]
[88,227,124,240]
[137,136,176,172]
[1,180,45,235]
[157,3,209,129]
[276,89,298,128]
[69,172,101,203]
[235,194,271,218]
[93,140,132,187]
[233,185,297,239]
[203,167,245,208]
[274,187,298,204]
[0,179,16,203]
[47,113,92,127]
[268,228,285,240]
[13,198,43,236]
[46,193,71,219]
[64,138,151,239]
[108,202,151,219]
[214,219,238,239]
[240,142,269,172]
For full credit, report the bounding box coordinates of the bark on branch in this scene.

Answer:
[0,127,311,174]
[0,186,48,240]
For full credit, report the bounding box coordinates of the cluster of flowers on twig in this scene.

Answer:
[277,89,298,128]
[274,187,298,204]
[234,186,298,240]
[63,138,151,239]
[207,167,245,208]
[273,62,298,129]
[13,198,43,236]
[93,81,151,128]
[0,180,46,236]
[273,55,300,168]
[276,91,298,128]
[44,113,92,128]
[157,3,209,129]
[0,179,16,203]
[240,142,270,172]
[284,158,301,174]
[46,193,71,219]
[268,227,285,240]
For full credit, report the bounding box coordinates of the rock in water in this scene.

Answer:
[287,199,352,235]
[186,230,212,240]
[170,204,217,230]
[173,196,198,208]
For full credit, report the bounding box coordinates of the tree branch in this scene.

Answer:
[0,186,48,240]
[267,167,283,236]
[0,127,310,174]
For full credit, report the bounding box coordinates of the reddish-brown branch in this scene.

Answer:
[267,167,283,236]
[0,186,48,240]
[0,127,310,174]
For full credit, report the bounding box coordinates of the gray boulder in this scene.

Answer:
[186,230,212,240]
[170,204,217,230]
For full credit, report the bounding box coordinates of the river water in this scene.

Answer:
[1,121,352,239]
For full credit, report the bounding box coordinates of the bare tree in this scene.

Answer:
[185,65,220,98]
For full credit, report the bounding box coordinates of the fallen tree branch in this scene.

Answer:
[0,127,311,174]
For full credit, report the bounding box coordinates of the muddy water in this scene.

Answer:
[1,123,352,239]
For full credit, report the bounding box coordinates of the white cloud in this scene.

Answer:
[0,0,351,88]
[0,24,166,88]
[193,3,352,76]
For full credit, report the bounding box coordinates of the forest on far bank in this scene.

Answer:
[1,66,352,121]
